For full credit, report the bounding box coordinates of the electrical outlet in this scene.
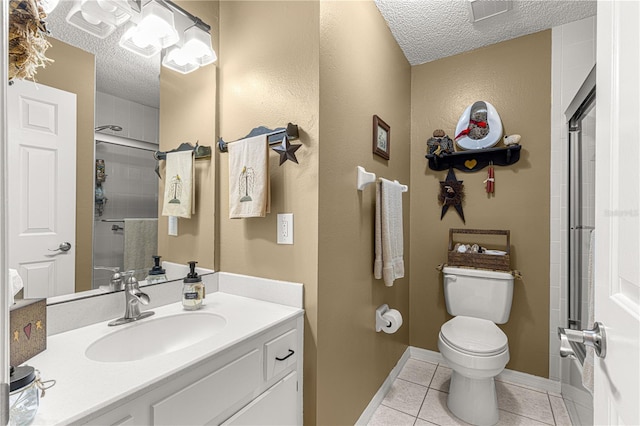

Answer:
[277,213,293,244]
[168,216,178,236]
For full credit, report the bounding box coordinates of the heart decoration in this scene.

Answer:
[464,159,477,170]
[23,322,32,340]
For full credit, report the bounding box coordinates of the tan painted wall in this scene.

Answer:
[37,38,95,293]
[157,1,218,269]
[317,1,411,424]
[218,2,409,423]
[409,31,551,377]
[217,1,320,423]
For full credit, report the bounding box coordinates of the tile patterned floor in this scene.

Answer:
[368,359,572,426]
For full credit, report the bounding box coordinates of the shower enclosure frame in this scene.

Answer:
[565,66,596,364]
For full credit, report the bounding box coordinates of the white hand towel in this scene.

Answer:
[582,229,596,394]
[8,268,24,307]
[162,150,195,219]
[228,134,270,218]
[374,178,405,286]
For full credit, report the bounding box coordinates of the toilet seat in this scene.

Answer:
[440,316,508,356]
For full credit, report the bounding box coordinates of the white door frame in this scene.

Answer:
[1,1,11,424]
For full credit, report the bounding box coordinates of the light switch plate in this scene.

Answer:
[277,213,293,244]
[168,216,178,236]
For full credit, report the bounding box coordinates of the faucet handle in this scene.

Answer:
[124,270,138,286]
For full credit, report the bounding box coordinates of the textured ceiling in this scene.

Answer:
[374,0,597,66]
[47,1,160,108]
[44,1,596,108]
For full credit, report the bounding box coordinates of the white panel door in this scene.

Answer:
[594,1,640,424]
[8,80,77,298]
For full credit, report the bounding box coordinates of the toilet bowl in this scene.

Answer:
[438,316,509,426]
[439,267,514,426]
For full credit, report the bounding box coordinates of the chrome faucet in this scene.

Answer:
[108,271,154,326]
[94,266,125,291]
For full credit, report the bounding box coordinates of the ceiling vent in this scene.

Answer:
[468,0,512,23]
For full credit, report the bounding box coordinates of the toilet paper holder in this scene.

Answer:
[376,304,392,332]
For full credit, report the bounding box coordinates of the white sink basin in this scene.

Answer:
[85,312,227,362]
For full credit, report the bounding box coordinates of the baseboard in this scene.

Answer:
[497,367,562,394]
[354,346,411,426]
[409,346,445,364]
[357,345,562,424]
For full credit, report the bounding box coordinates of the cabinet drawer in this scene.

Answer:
[264,329,297,381]
[153,349,260,425]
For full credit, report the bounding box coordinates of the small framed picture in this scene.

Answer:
[372,115,390,160]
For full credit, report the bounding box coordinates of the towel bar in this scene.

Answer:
[153,142,211,161]
[357,166,376,190]
[357,166,408,192]
[218,123,300,152]
[153,142,211,178]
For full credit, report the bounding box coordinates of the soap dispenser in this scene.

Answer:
[145,255,168,284]
[182,261,204,310]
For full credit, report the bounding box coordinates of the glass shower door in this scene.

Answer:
[568,89,596,360]
[562,68,596,425]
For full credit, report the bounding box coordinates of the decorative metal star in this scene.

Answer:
[272,135,301,165]
[438,168,466,223]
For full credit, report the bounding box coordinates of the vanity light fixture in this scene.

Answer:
[65,0,217,70]
[182,25,217,66]
[162,44,199,74]
[119,22,162,57]
[80,0,133,27]
[66,1,117,39]
[162,24,217,74]
[119,1,179,57]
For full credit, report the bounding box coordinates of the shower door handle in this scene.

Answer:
[558,322,606,359]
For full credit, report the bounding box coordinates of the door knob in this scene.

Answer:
[48,242,72,252]
[558,322,606,359]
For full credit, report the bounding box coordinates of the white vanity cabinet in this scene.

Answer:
[81,317,303,426]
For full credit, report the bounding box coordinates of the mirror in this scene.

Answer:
[8,1,216,300]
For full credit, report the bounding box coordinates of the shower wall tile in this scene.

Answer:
[93,141,159,289]
[96,92,159,144]
[128,102,145,141]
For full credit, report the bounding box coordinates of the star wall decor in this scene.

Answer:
[438,168,465,223]
[272,134,302,165]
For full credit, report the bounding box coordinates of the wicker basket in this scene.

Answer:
[447,229,510,271]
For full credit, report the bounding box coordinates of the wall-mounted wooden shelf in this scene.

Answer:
[425,145,521,172]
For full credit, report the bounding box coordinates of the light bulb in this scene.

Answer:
[96,0,117,13]
[81,10,102,25]
[168,48,196,67]
[132,31,153,49]
[183,39,209,58]
[136,2,178,48]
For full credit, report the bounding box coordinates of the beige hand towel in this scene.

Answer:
[228,134,270,218]
[374,178,405,286]
[161,150,195,219]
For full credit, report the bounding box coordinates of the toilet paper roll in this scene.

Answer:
[381,309,403,334]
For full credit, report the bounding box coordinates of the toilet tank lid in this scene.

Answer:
[443,266,513,280]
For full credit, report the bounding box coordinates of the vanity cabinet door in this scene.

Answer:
[152,349,261,425]
[221,371,298,426]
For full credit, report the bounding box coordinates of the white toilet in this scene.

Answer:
[437,266,515,426]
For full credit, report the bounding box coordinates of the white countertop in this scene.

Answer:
[28,293,303,425]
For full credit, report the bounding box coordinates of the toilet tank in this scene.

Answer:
[442,266,514,324]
